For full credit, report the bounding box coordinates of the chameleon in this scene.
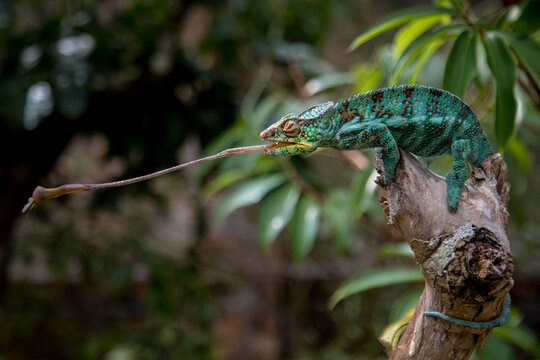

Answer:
[260,85,493,212]
[261,85,509,329]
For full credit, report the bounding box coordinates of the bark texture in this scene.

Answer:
[373,150,513,360]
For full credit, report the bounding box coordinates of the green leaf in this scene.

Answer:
[203,170,246,200]
[329,268,424,309]
[348,6,456,51]
[377,243,415,259]
[257,184,300,249]
[506,137,532,173]
[391,23,465,85]
[247,95,283,132]
[304,72,354,95]
[213,174,286,226]
[443,31,478,97]
[507,35,540,88]
[289,195,321,261]
[389,288,423,322]
[240,63,273,120]
[350,169,376,217]
[482,32,517,151]
[512,0,540,34]
[323,191,353,254]
[475,333,515,360]
[407,37,446,84]
[353,64,382,94]
[396,23,465,64]
[393,15,450,61]
[495,5,521,30]
[493,324,540,358]
[379,307,415,354]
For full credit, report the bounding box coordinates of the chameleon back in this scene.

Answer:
[330,85,492,165]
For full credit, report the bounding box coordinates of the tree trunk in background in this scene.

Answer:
[373,150,513,360]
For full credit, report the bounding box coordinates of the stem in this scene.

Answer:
[22,144,272,213]
[518,64,540,112]
[451,0,484,35]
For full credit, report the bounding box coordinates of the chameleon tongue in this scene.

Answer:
[22,144,273,213]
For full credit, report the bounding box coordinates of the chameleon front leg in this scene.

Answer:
[446,139,473,211]
[337,122,400,185]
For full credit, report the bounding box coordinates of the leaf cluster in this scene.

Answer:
[208,2,540,356]
[349,0,540,151]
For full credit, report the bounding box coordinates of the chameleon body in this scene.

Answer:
[260,85,493,211]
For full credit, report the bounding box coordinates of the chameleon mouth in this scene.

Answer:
[263,140,315,155]
[268,141,295,149]
[262,142,285,154]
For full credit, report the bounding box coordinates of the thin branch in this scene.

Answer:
[518,64,540,113]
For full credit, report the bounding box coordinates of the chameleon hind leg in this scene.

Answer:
[446,139,473,211]
[338,122,399,185]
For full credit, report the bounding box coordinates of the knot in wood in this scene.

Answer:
[423,223,513,300]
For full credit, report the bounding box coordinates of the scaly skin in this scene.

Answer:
[260,85,493,211]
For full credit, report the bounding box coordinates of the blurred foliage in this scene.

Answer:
[208,0,540,357]
[211,0,540,279]
[3,0,540,359]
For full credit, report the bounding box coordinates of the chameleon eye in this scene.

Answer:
[282,119,300,137]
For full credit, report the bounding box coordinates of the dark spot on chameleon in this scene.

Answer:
[458,105,470,119]
[371,92,384,103]
[429,88,443,97]
[401,106,413,116]
[402,87,415,98]
[346,129,365,139]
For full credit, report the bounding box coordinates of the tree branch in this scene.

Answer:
[373,149,513,360]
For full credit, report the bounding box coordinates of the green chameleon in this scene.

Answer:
[261,84,509,330]
[260,85,493,212]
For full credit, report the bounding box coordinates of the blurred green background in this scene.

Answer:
[2,0,540,359]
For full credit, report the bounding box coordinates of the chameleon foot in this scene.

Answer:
[445,173,463,212]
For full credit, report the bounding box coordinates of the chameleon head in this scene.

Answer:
[259,101,334,157]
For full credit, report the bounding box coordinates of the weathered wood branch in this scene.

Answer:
[373,149,513,360]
